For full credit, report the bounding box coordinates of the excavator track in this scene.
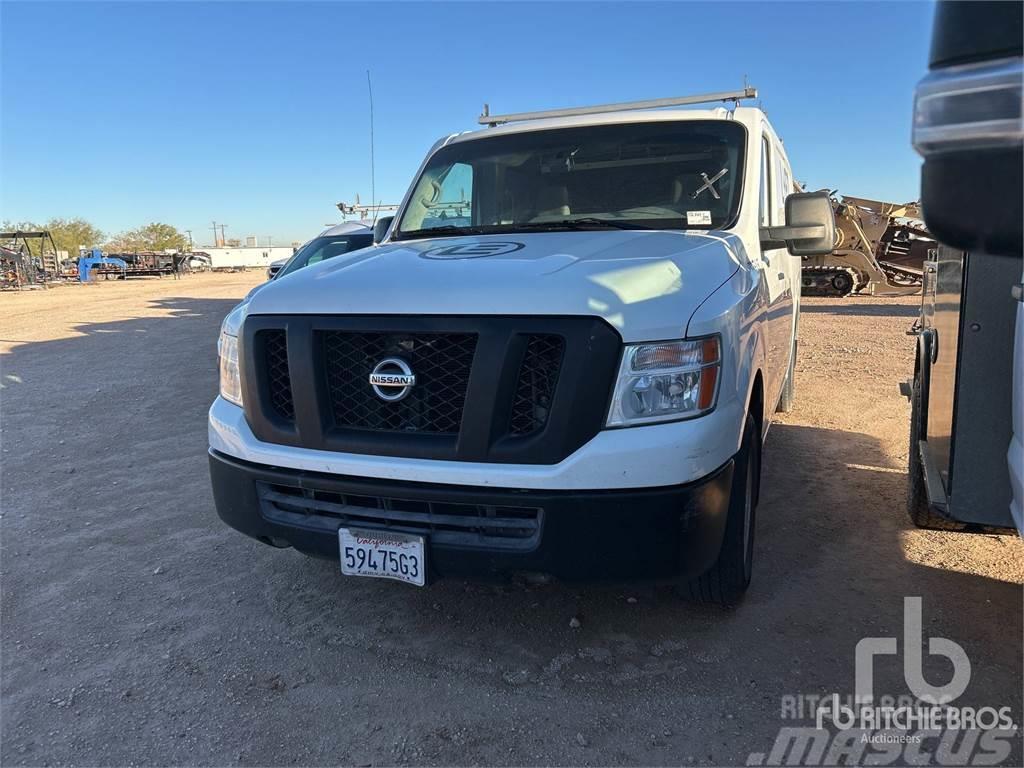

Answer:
[879,261,924,288]
[801,265,860,297]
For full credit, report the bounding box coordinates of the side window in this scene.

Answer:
[400,162,474,231]
[423,163,474,228]
[346,234,373,252]
[303,237,357,268]
[759,136,772,228]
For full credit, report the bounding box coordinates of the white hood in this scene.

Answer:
[245,230,744,342]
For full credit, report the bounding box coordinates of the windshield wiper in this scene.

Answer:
[560,217,649,230]
[509,218,650,232]
[393,225,491,240]
[396,218,650,240]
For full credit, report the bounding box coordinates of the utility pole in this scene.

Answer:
[210,221,219,247]
[267,236,273,248]
[185,229,194,252]
[219,224,228,245]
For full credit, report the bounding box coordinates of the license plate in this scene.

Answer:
[338,528,425,587]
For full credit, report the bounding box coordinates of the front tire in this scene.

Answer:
[686,415,760,606]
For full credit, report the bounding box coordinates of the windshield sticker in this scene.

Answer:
[692,168,728,200]
[686,210,713,226]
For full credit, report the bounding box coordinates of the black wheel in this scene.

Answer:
[686,415,760,606]
[907,374,963,530]
[831,271,854,295]
[776,340,796,413]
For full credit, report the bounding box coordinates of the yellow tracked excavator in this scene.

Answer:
[802,194,935,297]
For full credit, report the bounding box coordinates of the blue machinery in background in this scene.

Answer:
[78,249,127,282]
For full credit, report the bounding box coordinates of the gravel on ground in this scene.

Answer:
[2,276,1020,766]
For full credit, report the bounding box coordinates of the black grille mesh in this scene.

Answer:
[510,335,564,435]
[263,330,295,420]
[258,482,541,548]
[322,332,476,434]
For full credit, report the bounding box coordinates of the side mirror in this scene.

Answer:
[759,191,836,256]
[373,216,394,245]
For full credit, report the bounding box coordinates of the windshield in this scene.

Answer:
[395,120,746,238]
[278,233,373,278]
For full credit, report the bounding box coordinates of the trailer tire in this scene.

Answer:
[686,415,759,606]
[907,374,964,530]
[776,340,796,413]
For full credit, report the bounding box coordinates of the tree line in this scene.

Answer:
[2,217,190,256]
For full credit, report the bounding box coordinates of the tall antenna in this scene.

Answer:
[367,70,378,226]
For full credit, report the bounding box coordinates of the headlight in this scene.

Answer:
[913,57,1023,156]
[606,336,720,427]
[218,330,242,406]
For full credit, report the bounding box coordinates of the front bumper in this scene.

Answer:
[209,396,744,490]
[209,450,734,582]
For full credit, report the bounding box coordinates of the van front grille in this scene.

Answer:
[321,331,477,434]
[262,330,294,420]
[240,316,621,465]
[510,335,565,435]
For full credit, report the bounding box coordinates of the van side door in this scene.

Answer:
[773,144,800,353]
[757,131,791,408]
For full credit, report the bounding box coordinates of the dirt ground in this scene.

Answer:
[1,274,1021,766]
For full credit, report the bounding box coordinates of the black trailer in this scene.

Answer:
[905,0,1022,535]
[904,246,1020,531]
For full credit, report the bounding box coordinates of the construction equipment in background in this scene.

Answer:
[801,195,935,297]
[0,230,65,286]
[1,245,33,289]
[1,232,211,286]
[78,250,127,282]
[107,252,175,276]
[102,251,206,278]
[79,250,208,280]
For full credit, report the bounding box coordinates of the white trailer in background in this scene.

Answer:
[199,245,296,270]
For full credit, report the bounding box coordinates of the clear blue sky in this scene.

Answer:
[1,1,934,246]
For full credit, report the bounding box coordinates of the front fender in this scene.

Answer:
[686,265,767,453]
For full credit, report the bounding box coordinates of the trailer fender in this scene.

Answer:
[915,327,936,438]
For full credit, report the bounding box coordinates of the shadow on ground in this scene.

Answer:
[801,301,920,318]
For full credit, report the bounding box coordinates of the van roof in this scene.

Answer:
[447,106,766,144]
[318,221,373,237]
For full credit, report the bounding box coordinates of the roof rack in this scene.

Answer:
[478,86,757,127]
